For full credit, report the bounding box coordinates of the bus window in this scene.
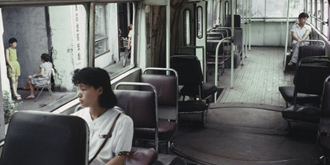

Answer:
[307,0,312,23]
[197,6,203,39]
[251,0,265,17]
[183,9,191,46]
[94,2,135,76]
[213,0,218,26]
[236,0,243,15]
[317,0,322,31]
[95,5,109,57]
[225,1,229,16]
[207,1,213,29]
[323,0,328,36]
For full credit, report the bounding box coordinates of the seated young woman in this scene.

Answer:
[23,53,53,99]
[72,67,133,165]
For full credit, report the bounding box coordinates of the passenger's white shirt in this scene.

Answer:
[291,23,311,44]
[73,107,133,165]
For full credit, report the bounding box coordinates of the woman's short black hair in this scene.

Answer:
[41,53,50,62]
[299,12,309,19]
[9,38,17,44]
[72,67,117,109]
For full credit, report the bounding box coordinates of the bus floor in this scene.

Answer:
[169,47,320,164]
[210,46,295,108]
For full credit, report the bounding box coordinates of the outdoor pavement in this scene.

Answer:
[14,88,76,112]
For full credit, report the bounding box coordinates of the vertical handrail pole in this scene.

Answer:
[166,0,171,69]
[230,0,234,88]
[284,0,290,68]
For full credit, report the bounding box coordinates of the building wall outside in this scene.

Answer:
[0,9,5,141]
[2,7,49,88]
[48,5,88,91]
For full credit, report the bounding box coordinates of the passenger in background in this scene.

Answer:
[127,24,133,59]
[5,38,21,100]
[288,12,311,66]
[23,53,53,99]
[72,67,133,165]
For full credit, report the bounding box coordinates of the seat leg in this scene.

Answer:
[166,141,170,154]
[35,86,45,102]
[287,121,291,130]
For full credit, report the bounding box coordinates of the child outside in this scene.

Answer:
[5,38,21,100]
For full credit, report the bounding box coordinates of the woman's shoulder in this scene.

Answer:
[72,107,89,117]
[112,106,133,124]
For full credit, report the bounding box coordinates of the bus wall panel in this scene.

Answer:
[250,21,294,47]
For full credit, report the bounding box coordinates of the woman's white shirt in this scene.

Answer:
[73,107,133,165]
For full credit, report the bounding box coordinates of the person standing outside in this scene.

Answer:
[5,38,21,100]
[288,12,311,66]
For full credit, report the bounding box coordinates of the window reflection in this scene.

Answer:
[184,10,191,46]
[197,7,203,39]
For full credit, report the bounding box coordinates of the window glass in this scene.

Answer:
[307,0,311,23]
[184,10,191,45]
[213,0,218,26]
[94,2,135,76]
[197,6,203,39]
[207,1,213,29]
[236,0,243,15]
[317,0,322,30]
[289,0,304,18]
[312,0,316,25]
[225,1,229,16]
[95,5,109,56]
[323,0,328,36]
[251,0,265,17]
[252,0,304,18]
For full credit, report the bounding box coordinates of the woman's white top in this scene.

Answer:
[73,107,134,165]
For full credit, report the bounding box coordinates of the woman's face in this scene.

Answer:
[77,83,103,108]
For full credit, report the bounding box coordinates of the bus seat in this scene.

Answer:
[140,67,178,153]
[282,57,330,128]
[319,76,330,133]
[317,76,330,163]
[280,42,326,105]
[298,44,326,63]
[279,86,320,108]
[170,55,217,127]
[0,111,89,165]
[114,82,177,154]
[140,67,178,122]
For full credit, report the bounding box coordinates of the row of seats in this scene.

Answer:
[206,15,241,78]
[0,54,216,165]
[279,55,330,163]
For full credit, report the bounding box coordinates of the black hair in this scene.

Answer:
[9,38,17,44]
[299,12,309,19]
[41,53,50,62]
[72,67,117,109]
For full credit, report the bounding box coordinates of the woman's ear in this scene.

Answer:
[98,87,103,95]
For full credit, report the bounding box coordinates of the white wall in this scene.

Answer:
[49,6,88,91]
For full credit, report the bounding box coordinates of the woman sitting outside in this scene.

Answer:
[23,53,53,100]
[72,67,133,165]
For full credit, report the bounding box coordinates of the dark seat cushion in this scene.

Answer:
[127,147,157,165]
[180,83,217,100]
[279,86,321,104]
[178,100,208,113]
[282,105,320,123]
[319,118,330,133]
[134,121,177,141]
